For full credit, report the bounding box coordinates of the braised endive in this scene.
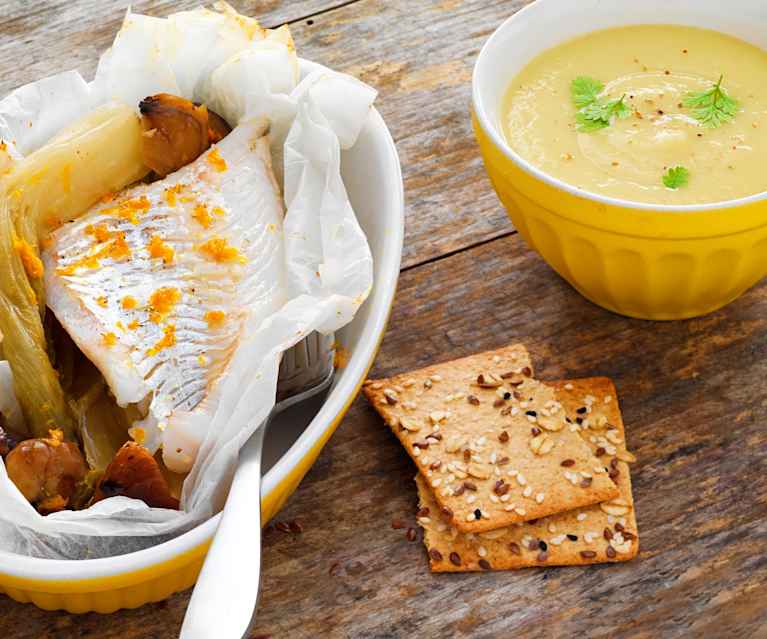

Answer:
[0,197,74,438]
[0,102,148,439]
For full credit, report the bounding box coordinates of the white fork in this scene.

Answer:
[180,332,335,639]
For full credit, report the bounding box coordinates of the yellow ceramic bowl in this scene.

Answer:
[0,59,404,613]
[472,0,767,320]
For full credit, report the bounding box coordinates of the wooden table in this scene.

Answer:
[2,1,767,637]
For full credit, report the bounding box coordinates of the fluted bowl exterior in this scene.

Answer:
[472,0,767,320]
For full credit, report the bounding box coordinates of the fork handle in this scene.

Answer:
[180,426,266,639]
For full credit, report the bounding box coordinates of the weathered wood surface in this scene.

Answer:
[0,0,350,99]
[289,0,531,267]
[3,0,767,637]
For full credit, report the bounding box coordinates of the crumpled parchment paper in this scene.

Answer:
[0,4,376,559]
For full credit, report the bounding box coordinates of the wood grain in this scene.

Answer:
[289,0,530,268]
[2,234,767,638]
[0,0,352,95]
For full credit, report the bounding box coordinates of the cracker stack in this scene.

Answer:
[363,345,639,572]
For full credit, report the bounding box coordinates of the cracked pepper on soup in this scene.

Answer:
[501,25,767,205]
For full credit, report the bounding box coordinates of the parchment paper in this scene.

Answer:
[0,4,377,559]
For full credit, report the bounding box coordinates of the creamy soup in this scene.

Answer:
[501,25,767,205]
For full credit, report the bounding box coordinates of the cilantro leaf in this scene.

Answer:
[575,95,631,132]
[683,75,739,128]
[575,106,611,132]
[571,76,604,108]
[609,95,631,120]
[662,166,690,190]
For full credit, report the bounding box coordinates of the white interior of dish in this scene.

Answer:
[472,0,767,212]
[0,59,404,581]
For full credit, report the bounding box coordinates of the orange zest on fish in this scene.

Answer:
[85,224,112,243]
[121,296,138,310]
[58,226,132,275]
[197,237,245,263]
[57,254,101,276]
[148,287,181,323]
[101,195,151,225]
[107,232,131,261]
[192,203,213,228]
[164,183,185,207]
[204,310,226,328]
[147,235,175,264]
[207,148,228,172]
[147,324,176,356]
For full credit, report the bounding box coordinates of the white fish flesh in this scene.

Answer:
[43,118,286,471]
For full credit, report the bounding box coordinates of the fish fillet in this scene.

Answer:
[43,118,286,471]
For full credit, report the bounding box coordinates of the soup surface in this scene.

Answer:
[502,25,767,205]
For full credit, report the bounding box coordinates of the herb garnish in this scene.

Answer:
[571,76,604,108]
[571,77,631,132]
[576,96,631,131]
[683,75,739,128]
[662,166,690,189]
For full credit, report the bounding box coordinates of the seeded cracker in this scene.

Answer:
[416,378,639,571]
[363,346,619,533]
